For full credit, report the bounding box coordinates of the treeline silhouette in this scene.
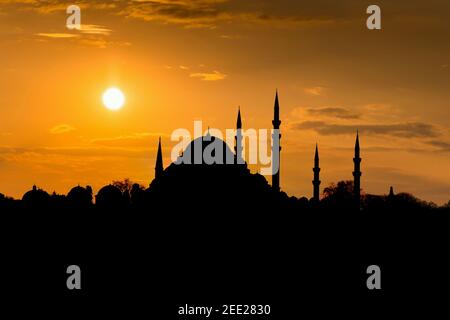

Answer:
[1,178,448,214]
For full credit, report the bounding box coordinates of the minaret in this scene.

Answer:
[155,137,164,179]
[312,143,321,202]
[353,131,362,209]
[388,186,395,199]
[272,90,281,192]
[235,107,243,164]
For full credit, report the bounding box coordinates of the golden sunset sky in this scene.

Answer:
[0,0,449,204]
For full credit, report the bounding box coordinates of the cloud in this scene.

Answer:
[91,132,164,148]
[38,24,111,36]
[76,37,130,49]
[2,1,118,14]
[220,34,241,39]
[0,145,150,160]
[5,0,450,31]
[306,107,360,119]
[117,0,342,29]
[35,23,121,48]
[119,0,231,28]
[303,86,324,96]
[36,33,79,39]
[49,124,75,134]
[79,24,112,36]
[0,132,167,159]
[292,121,439,138]
[190,70,227,81]
[427,140,450,152]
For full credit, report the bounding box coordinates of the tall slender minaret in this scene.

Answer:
[389,186,395,198]
[312,143,321,202]
[388,186,395,202]
[155,137,164,179]
[272,90,281,192]
[353,131,362,209]
[235,107,243,164]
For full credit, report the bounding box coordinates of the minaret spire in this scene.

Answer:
[272,90,281,192]
[389,186,395,197]
[314,143,319,167]
[355,130,360,157]
[273,89,281,123]
[235,107,243,164]
[312,143,321,202]
[237,106,242,129]
[353,130,362,210]
[155,137,164,179]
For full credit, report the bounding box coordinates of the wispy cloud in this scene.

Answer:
[427,140,450,152]
[219,34,242,39]
[190,70,227,81]
[0,145,149,159]
[117,0,341,29]
[79,24,112,36]
[4,0,448,31]
[306,107,360,119]
[293,121,439,138]
[303,86,324,96]
[120,0,231,29]
[49,124,75,134]
[3,1,118,14]
[91,132,165,148]
[0,132,167,159]
[76,37,130,49]
[34,22,117,48]
[36,33,79,39]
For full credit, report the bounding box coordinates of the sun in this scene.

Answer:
[102,87,125,111]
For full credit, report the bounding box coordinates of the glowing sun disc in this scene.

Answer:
[102,87,125,110]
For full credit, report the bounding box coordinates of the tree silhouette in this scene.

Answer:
[112,179,135,195]
[321,180,357,211]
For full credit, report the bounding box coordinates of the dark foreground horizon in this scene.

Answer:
[1,142,449,316]
[2,199,450,316]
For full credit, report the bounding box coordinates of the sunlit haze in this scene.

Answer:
[0,0,449,204]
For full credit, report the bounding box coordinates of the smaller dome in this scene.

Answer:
[67,185,93,207]
[22,185,50,207]
[96,185,123,209]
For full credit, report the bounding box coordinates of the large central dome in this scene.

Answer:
[175,134,243,166]
[147,135,278,211]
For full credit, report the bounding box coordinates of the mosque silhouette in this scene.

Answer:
[149,90,362,212]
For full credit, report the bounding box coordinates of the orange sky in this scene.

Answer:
[0,0,449,204]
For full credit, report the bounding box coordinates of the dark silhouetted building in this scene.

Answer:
[271,90,281,192]
[22,185,51,209]
[389,186,395,198]
[235,107,243,164]
[96,185,123,210]
[67,185,93,209]
[353,131,362,210]
[155,137,164,180]
[312,143,321,202]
